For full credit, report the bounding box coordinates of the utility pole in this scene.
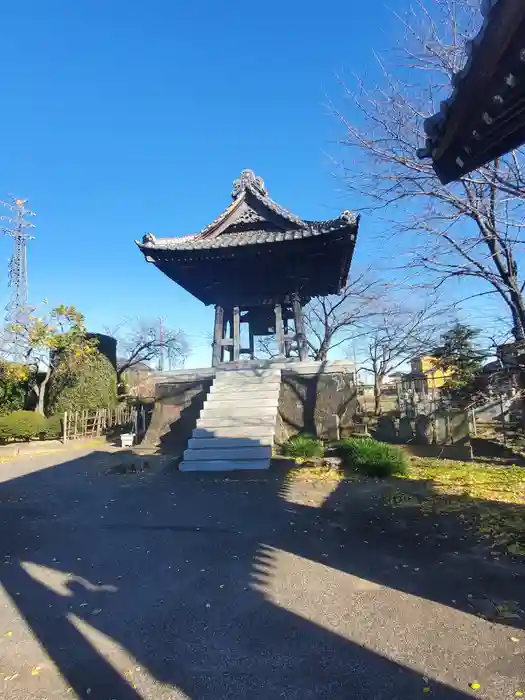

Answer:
[0,197,35,361]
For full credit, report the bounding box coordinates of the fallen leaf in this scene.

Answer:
[470,682,481,690]
[91,609,102,615]
[5,631,12,637]
[423,687,431,694]
[31,666,41,676]
[511,637,520,643]
[515,693,523,698]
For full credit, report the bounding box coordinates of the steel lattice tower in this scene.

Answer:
[0,197,35,361]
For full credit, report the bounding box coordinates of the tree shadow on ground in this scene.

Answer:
[0,446,522,698]
[471,435,525,465]
[310,471,525,628]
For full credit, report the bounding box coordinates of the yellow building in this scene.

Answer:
[403,356,453,393]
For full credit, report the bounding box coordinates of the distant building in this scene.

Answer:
[401,356,452,394]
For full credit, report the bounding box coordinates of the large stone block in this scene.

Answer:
[376,416,397,443]
[415,415,432,445]
[276,369,357,442]
[398,416,414,443]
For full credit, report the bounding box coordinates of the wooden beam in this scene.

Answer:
[212,305,224,367]
[233,306,240,361]
[274,303,285,358]
[249,328,255,360]
[292,293,308,361]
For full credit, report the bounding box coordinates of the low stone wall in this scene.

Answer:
[142,369,215,454]
[144,362,358,453]
[375,410,473,460]
[276,362,357,444]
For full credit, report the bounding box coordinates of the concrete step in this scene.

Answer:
[188,436,271,449]
[206,395,280,405]
[183,445,272,461]
[202,397,277,408]
[213,375,281,385]
[200,404,276,418]
[179,459,270,472]
[196,416,276,429]
[210,382,281,396]
[192,426,275,439]
[215,370,281,378]
[209,384,281,396]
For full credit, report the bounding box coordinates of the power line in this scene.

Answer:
[0,197,35,361]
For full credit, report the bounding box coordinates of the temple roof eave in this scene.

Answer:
[136,214,359,254]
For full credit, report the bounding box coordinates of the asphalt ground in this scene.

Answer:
[0,448,523,699]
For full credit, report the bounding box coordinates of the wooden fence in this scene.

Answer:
[62,405,136,443]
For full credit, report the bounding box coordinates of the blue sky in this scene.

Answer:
[0,1,492,369]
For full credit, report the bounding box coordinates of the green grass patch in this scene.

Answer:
[403,458,525,505]
[398,457,525,558]
[338,437,408,478]
[282,433,325,459]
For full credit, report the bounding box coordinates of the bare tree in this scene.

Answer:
[257,271,385,361]
[303,271,385,360]
[334,0,525,343]
[114,319,188,383]
[360,303,441,414]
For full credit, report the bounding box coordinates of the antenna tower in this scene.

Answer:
[0,197,35,361]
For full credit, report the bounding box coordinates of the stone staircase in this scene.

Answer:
[179,368,281,472]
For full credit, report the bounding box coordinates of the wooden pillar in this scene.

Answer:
[292,293,308,361]
[283,314,291,358]
[212,305,224,367]
[233,306,240,362]
[274,303,285,358]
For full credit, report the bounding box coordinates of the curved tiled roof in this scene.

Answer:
[137,170,358,253]
[139,221,355,252]
[421,0,503,147]
[418,0,525,183]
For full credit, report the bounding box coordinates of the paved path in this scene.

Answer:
[0,448,523,699]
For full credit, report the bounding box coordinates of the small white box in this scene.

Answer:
[119,433,134,447]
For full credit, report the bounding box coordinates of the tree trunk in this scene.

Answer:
[36,369,51,414]
[315,344,329,362]
[509,290,525,342]
[374,379,382,416]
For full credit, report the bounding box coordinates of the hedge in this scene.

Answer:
[0,361,31,415]
[46,351,118,415]
[0,411,47,442]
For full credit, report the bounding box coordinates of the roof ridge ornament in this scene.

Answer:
[142,232,156,246]
[232,169,268,200]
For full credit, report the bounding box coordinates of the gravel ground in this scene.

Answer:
[0,448,523,699]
